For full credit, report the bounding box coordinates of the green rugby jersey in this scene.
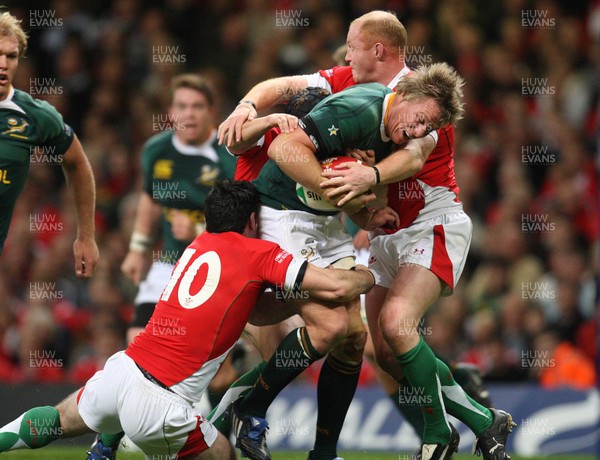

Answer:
[0,87,74,253]
[142,130,236,262]
[254,83,394,215]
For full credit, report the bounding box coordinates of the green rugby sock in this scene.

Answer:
[207,361,267,433]
[240,327,323,418]
[312,355,362,460]
[397,337,451,444]
[0,406,61,451]
[394,377,425,439]
[99,432,124,450]
[436,358,493,436]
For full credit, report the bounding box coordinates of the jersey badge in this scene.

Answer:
[153,159,174,180]
[2,117,30,139]
[197,165,220,186]
[327,124,339,136]
[300,247,316,261]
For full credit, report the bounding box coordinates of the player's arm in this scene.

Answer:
[300,263,375,302]
[267,129,377,214]
[60,134,99,278]
[218,75,309,146]
[320,134,437,206]
[121,191,161,285]
[267,128,324,192]
[228,113,299,155]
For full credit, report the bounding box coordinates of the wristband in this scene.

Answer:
[238,100,256,111]
[129,231,153,253]
[372,166,381,184]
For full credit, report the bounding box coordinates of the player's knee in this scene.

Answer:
[330,329,367,364]
[373,345,398,377]
[306,311,349,352]
[378,302,414,347]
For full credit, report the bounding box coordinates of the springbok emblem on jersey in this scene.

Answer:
[2,118,29,139]
[197,165,220,186]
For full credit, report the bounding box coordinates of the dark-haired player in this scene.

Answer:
[0,180,376,460]
[123,74,236,343]
[86,73,237,459]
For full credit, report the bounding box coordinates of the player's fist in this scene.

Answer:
[170,210,196,241]
[121,250,149,285]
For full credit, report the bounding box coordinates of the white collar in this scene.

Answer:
[0,86,25,114]
[171,129,219,162]
[387,66,411,89]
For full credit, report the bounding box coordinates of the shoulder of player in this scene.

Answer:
[317,66,354,91]
[141,130,174,158]
[11,89,64,125]
[325,82,390,106]
[203,231,280,256]
[345,82,391,95]
[211,132,236,158]
[143,130,174,149]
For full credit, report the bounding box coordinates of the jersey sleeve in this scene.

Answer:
[216,144,237,179]
[36,101,74,156]
[257,242,308,292]
[140,141,156,195]
[233,128,279,181]
[303,66,355,94]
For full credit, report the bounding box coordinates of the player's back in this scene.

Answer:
[126,230,295,402]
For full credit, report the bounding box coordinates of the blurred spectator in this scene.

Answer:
[532,329,596,389]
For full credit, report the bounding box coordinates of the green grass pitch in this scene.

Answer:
[0,448,596,459]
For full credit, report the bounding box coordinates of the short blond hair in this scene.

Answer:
[395,62,465,126]
[351,11,407,51]
[0,11,28,57]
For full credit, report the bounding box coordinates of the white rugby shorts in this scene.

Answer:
[77,352,218,459]
[134,261,175,306]
[368,211,472,295]
[259,206,355,268]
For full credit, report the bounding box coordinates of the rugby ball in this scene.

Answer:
[295,156,362,211]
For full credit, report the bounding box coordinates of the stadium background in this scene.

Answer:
[0,0,598,457]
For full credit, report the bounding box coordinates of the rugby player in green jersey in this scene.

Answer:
[264,64,514,460]
[0,12,98,277]
[224,64,464,460]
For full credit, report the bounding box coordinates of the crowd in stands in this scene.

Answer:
[0,0,597,389]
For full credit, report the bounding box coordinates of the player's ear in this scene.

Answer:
[245,211,258,237]
[374,42,384,60]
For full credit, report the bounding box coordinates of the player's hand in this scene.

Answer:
[340,192,376,216]
[320,162,377,206]
[363,206,400,231]
[73,237,99,278]
[266,113,299,134]
[218,104,258,147]
[353,229,370,250]
[121,250,149,285]
[170,210,196,241]
[345,148,375,166]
